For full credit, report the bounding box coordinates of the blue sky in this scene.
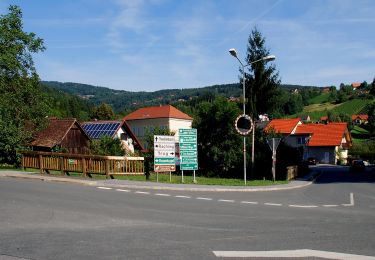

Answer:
[1,0,374,91]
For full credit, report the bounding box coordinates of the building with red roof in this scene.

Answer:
[265,119,352,164]
[123,105,193,149]
[351,114,368,125]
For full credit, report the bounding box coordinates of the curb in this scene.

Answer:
[0,171,313,192]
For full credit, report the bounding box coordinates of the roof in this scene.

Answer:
[81,120,121,139]
[352,114,368,121]
[123,105,193,121]
[351,83,361,88]
[320,116,328,121]
[264,118,301,134]
[295,123,351,147]
[81,120,144,151]
[31,118,89,148]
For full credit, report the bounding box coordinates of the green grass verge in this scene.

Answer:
[2,168,288,186]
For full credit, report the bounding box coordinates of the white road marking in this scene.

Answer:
[175,195,191,199]
[264,203,282,206]
[218,199,235,203]
[323,204,339,207]
[212,249,375,259]
[342,192,355,206]
[116,189,130,192]
[289,204,318,208]
[135,191,150,194]
[97,187,112,190]
[155,193,171,197]
[241,201,258,204]
[196,197,213,201]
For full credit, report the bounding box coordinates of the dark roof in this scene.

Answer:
[81,120,144,151]
[30,118,89,148]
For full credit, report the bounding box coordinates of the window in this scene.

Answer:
[297,137,308,145]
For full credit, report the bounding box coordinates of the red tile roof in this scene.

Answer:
[31,118,88,148]
[123,105,192,121]
[265,118,301,134]
[351,83,361,88]
[295,123,350,147]
[351,114,368,121]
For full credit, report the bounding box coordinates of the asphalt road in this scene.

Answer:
[0,166,374,260]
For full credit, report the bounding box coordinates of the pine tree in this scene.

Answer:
[244,27,281,117]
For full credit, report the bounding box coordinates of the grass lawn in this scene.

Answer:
[308,93,330,104]
[2,167,288,186]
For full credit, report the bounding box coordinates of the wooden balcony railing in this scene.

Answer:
[19,151,144,179]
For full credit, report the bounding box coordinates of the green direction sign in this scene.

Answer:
[179,143,197,150]
[180,163,198,170]
[180,151,197,157]
[179,128,197,136]
[181,157,197,163]
[154,157,175,164]
[179,136,197,143]
[179,128,198,171]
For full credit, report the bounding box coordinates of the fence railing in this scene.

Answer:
[20,151,144,179]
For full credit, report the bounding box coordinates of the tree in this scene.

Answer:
[89,135,126,156]
[367,103,375,137]
[369,77,375,96]
[91,103,116,120]
[244,27,281,117]
[193,97,243,178]
[0,5,47,164]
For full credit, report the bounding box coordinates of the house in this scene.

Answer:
[265,118,352,164]
[351,82,361,90]
[351,114,368,125]
[81,120,143,154]
[295,123,352,164]
[319,116,329,124]
[300,115,311,123]
[30,118,90,154]
[123,105,193,149]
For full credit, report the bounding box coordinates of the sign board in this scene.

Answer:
[154,135,176,172]
[179,128,198,170]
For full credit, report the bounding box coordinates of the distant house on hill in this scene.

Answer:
[351,83,361,90]
[265,118,352,164]
[300,115,311,123]
[351,114,368,125]
[319,116,329,124]
[123,105,193,149]
[30,118,90,154]
[81,120,143,154]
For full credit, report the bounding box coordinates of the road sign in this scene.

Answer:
[179,128,198,171]
[154,135,176,172]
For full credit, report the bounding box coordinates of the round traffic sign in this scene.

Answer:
[234,114,253,136]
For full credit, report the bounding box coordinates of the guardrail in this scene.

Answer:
[20,151,144,179]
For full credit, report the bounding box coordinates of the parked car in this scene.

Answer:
[307,157,318,165]
[350,160,365,172]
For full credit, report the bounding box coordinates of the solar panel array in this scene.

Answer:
[82,122,121,139]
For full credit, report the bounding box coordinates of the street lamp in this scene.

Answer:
[229,48,275,185]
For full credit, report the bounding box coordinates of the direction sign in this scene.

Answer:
[179,128,198,171]
[154,135,176,172]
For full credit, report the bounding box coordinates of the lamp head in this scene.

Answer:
[229,48,238,58]
[263,55,276,61]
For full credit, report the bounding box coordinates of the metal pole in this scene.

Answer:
[251,119,255,177]
[242,64,247,185]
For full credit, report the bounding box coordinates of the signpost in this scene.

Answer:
[154,135,176,182]
[267,138,281,181]
[179,128,198,183]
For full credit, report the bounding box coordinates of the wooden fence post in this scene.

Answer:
[82,157,87,178]
[39,154,43,174]
[105,159,110,179]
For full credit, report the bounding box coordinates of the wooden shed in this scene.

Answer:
[30,118,90,154]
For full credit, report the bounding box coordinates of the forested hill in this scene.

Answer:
[42,81,319,113]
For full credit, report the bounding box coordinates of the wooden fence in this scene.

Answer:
[20,151,144,179]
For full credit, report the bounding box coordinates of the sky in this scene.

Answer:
[1,0,374,91]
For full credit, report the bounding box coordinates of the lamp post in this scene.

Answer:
[229,48,275,184]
